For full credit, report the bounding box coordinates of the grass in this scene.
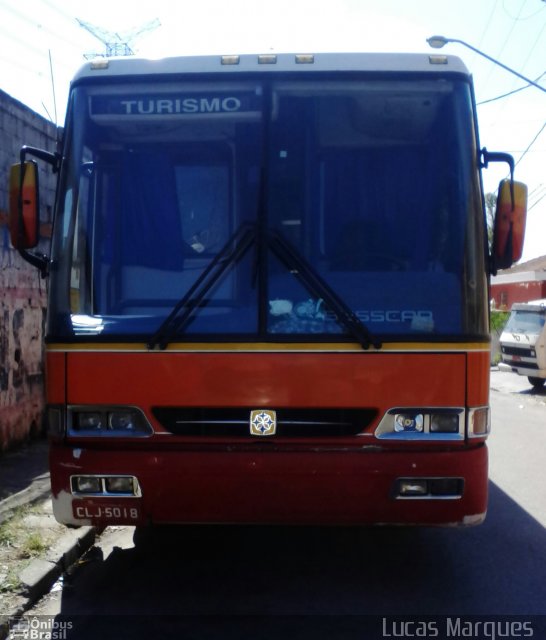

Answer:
[0,566,22,593]
[0,504,50,596]
[19,532,47,558]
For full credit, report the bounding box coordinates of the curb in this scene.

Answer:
[0,526,98,640]
[0,479,51,526]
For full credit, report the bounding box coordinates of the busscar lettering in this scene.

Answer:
[325,309,433,324]
[119,96,242,115]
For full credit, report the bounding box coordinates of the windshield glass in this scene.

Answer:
[505,309,546,335]
[48,76,487,342]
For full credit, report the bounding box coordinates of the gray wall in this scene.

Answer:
[0,89,59,450]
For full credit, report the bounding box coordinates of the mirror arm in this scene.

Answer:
[20,145,61,173]
[18,250,49,278]
[480,148,515,207]
[480,148,514,177]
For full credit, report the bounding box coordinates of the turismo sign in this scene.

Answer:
[90,92,262,116]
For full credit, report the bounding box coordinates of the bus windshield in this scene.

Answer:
[48,77,488,342]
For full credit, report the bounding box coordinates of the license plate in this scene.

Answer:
[72,500,141,522]
[512,355,522,362]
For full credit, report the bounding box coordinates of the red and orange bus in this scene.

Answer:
[9,52,526,527]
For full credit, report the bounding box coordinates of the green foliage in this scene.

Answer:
[491,310,509,335]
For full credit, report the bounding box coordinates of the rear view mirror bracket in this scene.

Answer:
[481,148,528,275]
[480,148,515,210]
[20,145,61,172]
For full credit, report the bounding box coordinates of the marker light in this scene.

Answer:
[258,54,277,64]
[90,59,109,70]
[468,407,490,438]
[221,55,240,65]
[428,55,448,65]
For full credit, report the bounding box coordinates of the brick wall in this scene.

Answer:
[0,89,58,450]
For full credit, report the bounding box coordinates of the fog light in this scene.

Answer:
[105,477,135,494]
[430,478,463,497]
[398,479,428,496]
[394,413,424,433]
[74,476,102,494]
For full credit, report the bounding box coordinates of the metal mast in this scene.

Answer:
[76,18,160,58]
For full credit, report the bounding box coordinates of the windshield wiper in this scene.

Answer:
[267,230,381,350]
[148,223,256,350]
[148,224,380,350]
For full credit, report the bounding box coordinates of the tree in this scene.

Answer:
[485,192,497,251]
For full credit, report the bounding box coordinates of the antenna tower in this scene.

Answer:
[76,18,160,59]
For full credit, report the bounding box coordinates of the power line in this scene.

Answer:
[515,120,546,168]
[502,0,546,19]
[517,19,546,79]
[528,191,546,212]
[477,71,546,104]
[2,2,88,53]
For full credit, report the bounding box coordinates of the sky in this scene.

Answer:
[1,0,545,261]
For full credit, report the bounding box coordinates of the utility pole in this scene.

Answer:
[76,18,160,59]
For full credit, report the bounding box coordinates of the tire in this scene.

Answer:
[527,376,546,389]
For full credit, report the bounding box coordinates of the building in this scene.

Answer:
[491,255,546,311]
[0,89,58,450]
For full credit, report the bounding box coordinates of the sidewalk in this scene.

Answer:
[0,439,97,632]
[0,438,50,525]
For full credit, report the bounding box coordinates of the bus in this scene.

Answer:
[9,52,527,527]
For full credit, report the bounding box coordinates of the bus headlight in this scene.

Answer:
[76,412,104,431]
[375,408,464,440]
[69,406,153,437]
[394,413,424,433]
[430,413,460,433]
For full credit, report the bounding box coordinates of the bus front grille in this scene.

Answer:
[151,407,377,438]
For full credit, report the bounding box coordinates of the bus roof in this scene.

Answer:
[72,52,470,83]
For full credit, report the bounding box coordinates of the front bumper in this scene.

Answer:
[50,444,488,527]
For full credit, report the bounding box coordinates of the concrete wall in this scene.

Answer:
[0,89,58,450]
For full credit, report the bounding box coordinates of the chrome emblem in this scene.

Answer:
[250,410,277,437]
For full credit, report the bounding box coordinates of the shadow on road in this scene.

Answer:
[49,480,546,638]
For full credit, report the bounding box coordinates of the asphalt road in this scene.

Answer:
[25,370,546,639]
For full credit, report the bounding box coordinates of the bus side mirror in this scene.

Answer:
[9,161,40,249]
[492,179,527,271]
